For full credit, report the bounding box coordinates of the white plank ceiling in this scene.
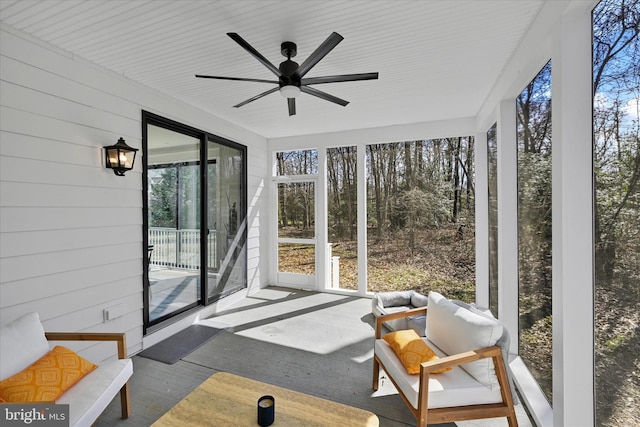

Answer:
[0,0,545,139]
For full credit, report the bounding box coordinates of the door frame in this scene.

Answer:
[272,175,318,291]
[142,111,247,334]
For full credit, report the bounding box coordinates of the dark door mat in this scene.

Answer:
[138,324,226,364]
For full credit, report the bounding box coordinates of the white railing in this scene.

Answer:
[148,228,218,270]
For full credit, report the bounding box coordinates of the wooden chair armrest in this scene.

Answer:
[420,345,502,373]
[375,306,428,338]
[45,332,128,359]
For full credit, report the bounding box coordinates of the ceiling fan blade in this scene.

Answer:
[302,72,379,85]
[227,32,282,77]
[300,86,349,106]
[297,32,344,78]
[288,98,296,116]
[195,75,278,84]
[233,87,279,108]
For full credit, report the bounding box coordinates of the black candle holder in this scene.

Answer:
[257,395,275,426]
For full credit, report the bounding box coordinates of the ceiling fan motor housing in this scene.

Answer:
[279,42,300,87]
[281,41,297,58]
[279,60,300,87]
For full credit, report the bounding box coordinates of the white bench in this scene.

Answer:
[0,312,133,427]
[373,292,518,427]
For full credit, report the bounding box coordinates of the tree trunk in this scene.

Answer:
[368,145,384,239]
[452,137,462,223]
[341,147,356,241]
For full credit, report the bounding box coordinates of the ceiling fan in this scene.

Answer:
[196,32,378,116]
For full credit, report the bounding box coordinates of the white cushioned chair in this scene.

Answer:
[0,312,133,427]
[372,292,518,427]
[371,290,429,335]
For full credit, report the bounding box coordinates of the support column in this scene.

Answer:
[357,144,368,295]
[474,131,489,308]
[552,5,594,426]
[317,148,328,291]
[497,98,519,354]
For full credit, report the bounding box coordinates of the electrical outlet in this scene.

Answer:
[103,303,124,322]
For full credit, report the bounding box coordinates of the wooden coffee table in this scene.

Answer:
[152,372,379,426]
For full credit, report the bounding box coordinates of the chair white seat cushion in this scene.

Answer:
[56,358,132,427]
[375,338,503,409]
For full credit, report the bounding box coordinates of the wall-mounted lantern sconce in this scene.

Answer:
[104,137,138,176]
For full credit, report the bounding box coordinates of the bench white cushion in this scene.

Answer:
[375,338,503,409]
[57,358,133,427]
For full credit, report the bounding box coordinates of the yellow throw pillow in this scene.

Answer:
[383,329,451,375]
[0,346,97,403]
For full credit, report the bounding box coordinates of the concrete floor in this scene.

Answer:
[148,268,200,321]
[95,287,534,427]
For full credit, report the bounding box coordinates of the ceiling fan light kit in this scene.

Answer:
[280,85,300,98]
[196,32,378,116]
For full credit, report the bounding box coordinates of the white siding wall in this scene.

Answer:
[0,24,267,361]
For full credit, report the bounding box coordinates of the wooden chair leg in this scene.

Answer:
[417,413,427,427]
[120,382,131,419]
[493,354,518,427]
[417,370,429,427]
[372,357,380,390]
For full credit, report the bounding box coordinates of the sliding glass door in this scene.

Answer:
[143,112,246,332]
[206,137,247,301]
[146,125,202,325]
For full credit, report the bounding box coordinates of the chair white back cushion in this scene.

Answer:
[0,312,51,380]
[426,292,503,389]
[410,292,429,307]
